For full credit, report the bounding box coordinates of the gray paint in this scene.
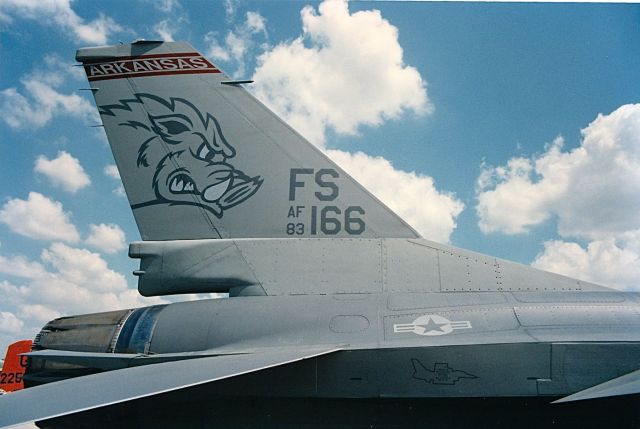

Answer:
[0,347,340,428]
[129,238,608,296]
[2,40,639,427]
[76,42,418,241]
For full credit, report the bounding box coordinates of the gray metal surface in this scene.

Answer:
[4,40,639,428]
[23,349,234,370]
[76,42,418,241]
[129,238,612,296]
[0,346,341,428]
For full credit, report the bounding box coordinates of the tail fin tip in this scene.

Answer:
[1,340,32,393]
[77,41,419,241]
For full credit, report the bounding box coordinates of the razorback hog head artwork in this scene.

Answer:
[99,93,263,218]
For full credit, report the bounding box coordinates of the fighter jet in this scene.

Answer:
[1,40,639,428]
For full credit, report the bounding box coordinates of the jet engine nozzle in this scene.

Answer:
[25,305,166,387]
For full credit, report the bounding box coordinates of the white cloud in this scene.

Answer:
[0,312,24,334]
[327,150,464,242]
[205,36,231,62]
[533,235,640,291]
[148,0,187,41]
[245,11,266,34]
[41,243,127,294]
[0,254,49,280]
[0,243,166,315]
[19,304,61,325]
[1,55,97,129]
[0,0,122,44]
[223,0,237,21]
[476,104,640,238]
[475,153,558,235]
[154,0,179,13]
[154,19,176,42]
[0,192,80,242]
[251,0,430,147]
[0,244,169,354]
[104,164,120,180]
[104,164,126,196]
[85,223,126,254]
[205,10,268,78]
[113,185,126,198]
[476,104,640,290]
[242,1,456,241]
[35,151,91,193]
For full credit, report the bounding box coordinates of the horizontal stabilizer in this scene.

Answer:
[553,368,640,403]
[0,346,340,428]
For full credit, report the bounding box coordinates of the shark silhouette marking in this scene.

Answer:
[411,359,478,385]
[99,93,263,218]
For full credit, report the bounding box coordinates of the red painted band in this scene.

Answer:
[87,68,221,81]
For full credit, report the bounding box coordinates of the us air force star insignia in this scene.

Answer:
[393,315,472,336]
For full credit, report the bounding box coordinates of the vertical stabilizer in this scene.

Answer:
[0,340,32,393]
[76,41,419,240]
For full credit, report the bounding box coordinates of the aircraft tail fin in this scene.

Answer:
[76,41,418,240]
[0,340,32,393]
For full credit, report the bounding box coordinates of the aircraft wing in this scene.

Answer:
[553,368,640,403]
[0,346,341,428]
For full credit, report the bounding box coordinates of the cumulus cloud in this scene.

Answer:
[251,0,430,147]
[476,104,640,238]
[19,304,61,325]
[533,234,640,291]
[113,186,126,198]
[476,104,640,290]
[1,55,97,129]
[238,1,458,241]
[0,0,122,44]
[244,1,458,241]
[149,0,187,41]
[0,244,169,354]
[85,223,126,254]
[0,312,24,334]
[223,0,238,21]
[35,151,91,193]
[205,10,268,78]
[104,164,120,180]
[0,192,80,242]
[475,151,559,235]
[103,165,126,197]
[41,243,128,294]
[328,150,464,242]
[154,20,176,42]
[0,254,49,280]
[0,242,221,355]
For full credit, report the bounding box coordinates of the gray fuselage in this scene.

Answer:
[108,291,640,399]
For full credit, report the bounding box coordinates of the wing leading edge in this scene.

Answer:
[0,346,341,428]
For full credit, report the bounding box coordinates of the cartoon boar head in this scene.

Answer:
[99,93,262,218]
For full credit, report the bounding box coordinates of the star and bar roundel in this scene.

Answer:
[394,314,472,336]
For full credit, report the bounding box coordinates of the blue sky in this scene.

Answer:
[0,0,639,354]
